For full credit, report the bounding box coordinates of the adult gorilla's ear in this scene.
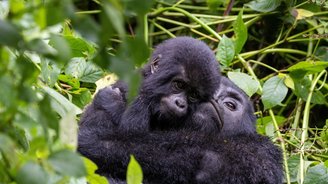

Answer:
[150,54,161,74]
[142,54,161,78]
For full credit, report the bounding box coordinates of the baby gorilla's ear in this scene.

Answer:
[143,54,161,77]
[150,54,161,74]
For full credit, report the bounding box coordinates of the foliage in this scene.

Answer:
[0,0,328,184]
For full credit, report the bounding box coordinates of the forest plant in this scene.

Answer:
[0,0,327,184]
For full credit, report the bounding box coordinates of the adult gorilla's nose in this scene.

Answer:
[210,99,224,131]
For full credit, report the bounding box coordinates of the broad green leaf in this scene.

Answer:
[124,0,154,15]
[48,150,86,177]
[33,0,46,29]
[59,111,78,148]
[126,37,150,66]
[294,77,325,105]
[49,34,72,63]
[206,0,225,11]
[246,0,281,12]
[40,60,61,87]
[304,163,328,184]
[84,158,108,184]
[216,35,235,67]
[315,47,328,61]
[288,155,300,183]
[63,36,96,58]
[25,39,57,56]
[38,95,59,137]
[0,134,18,166]
[41,86,82,117]
[262,75,288,110]
[9,0,25,14]
[227,72,260,97]
[127,155,143,184]
[71,88,92,108]
[45,0,74,26]
[287,61,328,79]
[102,2,125,39]
[0,20,23,47]
[233,10,248,55]
[16,162,48,184]
[256,116,286,135]
[65,57,104,83]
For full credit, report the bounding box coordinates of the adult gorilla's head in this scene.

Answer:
[190,77,256,136]
[122,37,221,132]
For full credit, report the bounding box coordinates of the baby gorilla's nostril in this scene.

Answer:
[175,99,186,109]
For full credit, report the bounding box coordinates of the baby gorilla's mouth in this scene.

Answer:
[209,99,224,131]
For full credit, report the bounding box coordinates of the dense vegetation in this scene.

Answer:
[0,0,327,183]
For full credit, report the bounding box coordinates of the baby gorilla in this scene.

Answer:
[79,77,283,184]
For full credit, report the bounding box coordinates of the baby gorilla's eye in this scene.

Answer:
[172,80,186,91]
[224,101,236,111]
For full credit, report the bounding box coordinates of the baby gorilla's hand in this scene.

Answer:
[93,81,128,112]
[196,150,221,184]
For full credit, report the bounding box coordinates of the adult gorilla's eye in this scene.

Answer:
[172,81,185,90]
[224,101,236,111]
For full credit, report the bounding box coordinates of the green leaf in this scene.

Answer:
[246,0,281,12]
[315,47,328,61]
[48,150,86,178]
[304,163,328,184]
[206,0,224,11]
[233,10,248,55]
[102,2,125,39]
[256,116,286,135]
[16,162,48,184]
[65,57,104,83]
[59,111,78,148]
[84,158,109,184]
[25,39,57,56]
[294,77,325,105]
[0,20,23,47]
[124,0,155,16]
[38,95,59,138]
[262,75,288,110]
[71,88,92,108]
[45,0,74,26]
[216,35,235,67]
[287,61,328,79]
[0,134,18,166]
[41,86,82,117]
[227,72,260,97]
[287,155,300,183]
[126,37,150,66]
[127,155,143,184]
[49,34,72,63]
[63,36,96,58]
[40,60,61,87]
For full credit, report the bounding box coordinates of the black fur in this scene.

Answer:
[78,37,283,184]
[119,37,221,133]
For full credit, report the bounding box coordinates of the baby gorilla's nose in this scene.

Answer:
[175,98,187,109]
